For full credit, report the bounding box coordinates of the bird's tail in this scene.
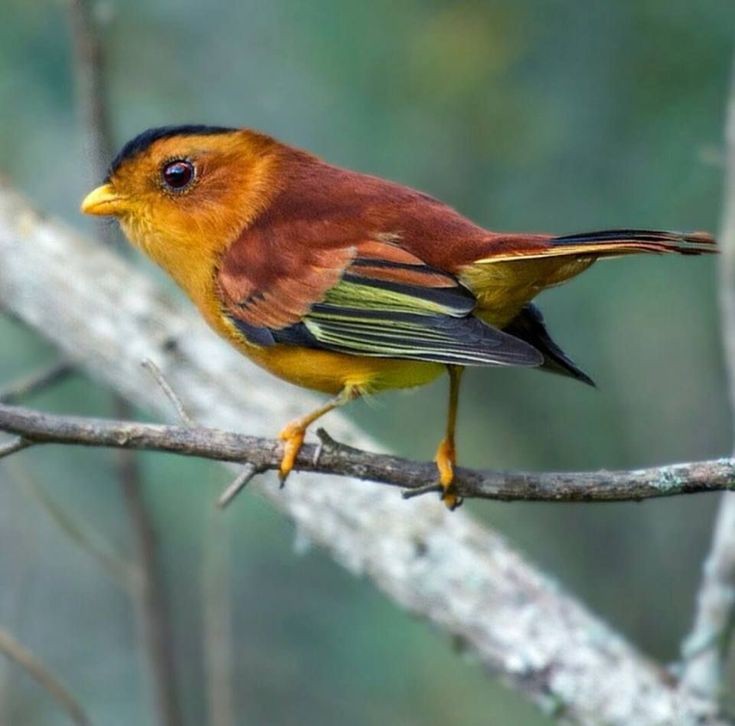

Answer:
[477,229,716,263]
[544,229,716,257]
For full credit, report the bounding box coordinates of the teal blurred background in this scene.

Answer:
[0,1,733,724]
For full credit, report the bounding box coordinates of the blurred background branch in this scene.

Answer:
[9,456,139,594]
[67,0,113,210]
[681,53,735,703]
[0,628,91,726]
[66,2,182,725]
[202,508,235,726]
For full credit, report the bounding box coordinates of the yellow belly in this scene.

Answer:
[190,280,443,395]
[244,344,444,394]
[209,309,442,394]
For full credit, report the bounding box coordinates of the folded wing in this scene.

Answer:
[217,236,542,368]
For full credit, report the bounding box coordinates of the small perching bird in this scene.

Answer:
[82,125,716,508]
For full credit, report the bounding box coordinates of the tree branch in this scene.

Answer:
[0,181,726,724]
[0,403,733,504]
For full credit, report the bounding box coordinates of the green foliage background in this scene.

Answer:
[0,1,733,724]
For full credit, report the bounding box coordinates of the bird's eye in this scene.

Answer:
[161,160,195,191]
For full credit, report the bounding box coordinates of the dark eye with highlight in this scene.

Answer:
[161,160,195,191]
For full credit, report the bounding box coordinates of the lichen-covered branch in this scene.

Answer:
[0,403,733,504]
[0,181,726,724]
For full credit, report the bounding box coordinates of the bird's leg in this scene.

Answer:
[434,365,464,510]
[278,386,358,485]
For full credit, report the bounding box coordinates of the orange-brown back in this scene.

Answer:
[225,147,715,327]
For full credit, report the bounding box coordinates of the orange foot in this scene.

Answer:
[278,422,306,486]
[434,437,462,510]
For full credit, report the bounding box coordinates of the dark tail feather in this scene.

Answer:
[503,304,594,386]
[550,229,716,256]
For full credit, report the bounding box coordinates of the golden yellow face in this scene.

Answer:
[81,126,279,264]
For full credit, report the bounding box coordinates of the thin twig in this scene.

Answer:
[0,437,31,459]
[0,628,91,726]
[402,483,442,500]
[142,359,194,426]
[0,362,73,405]
[217,463,259,508]
[0,403,733,504]
[680,54,735,702]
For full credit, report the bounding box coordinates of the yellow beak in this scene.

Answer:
[81,184,125,216]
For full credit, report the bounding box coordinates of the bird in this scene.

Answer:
[81,124,716,508]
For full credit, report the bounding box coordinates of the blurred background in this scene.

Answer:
[0,1,733,724]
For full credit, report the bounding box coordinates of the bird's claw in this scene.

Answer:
[278,423,305,488]
[435,437,463,510]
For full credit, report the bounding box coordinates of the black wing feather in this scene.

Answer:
[504,304,594,385]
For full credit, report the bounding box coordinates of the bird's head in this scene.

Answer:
[81,125,281,272]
